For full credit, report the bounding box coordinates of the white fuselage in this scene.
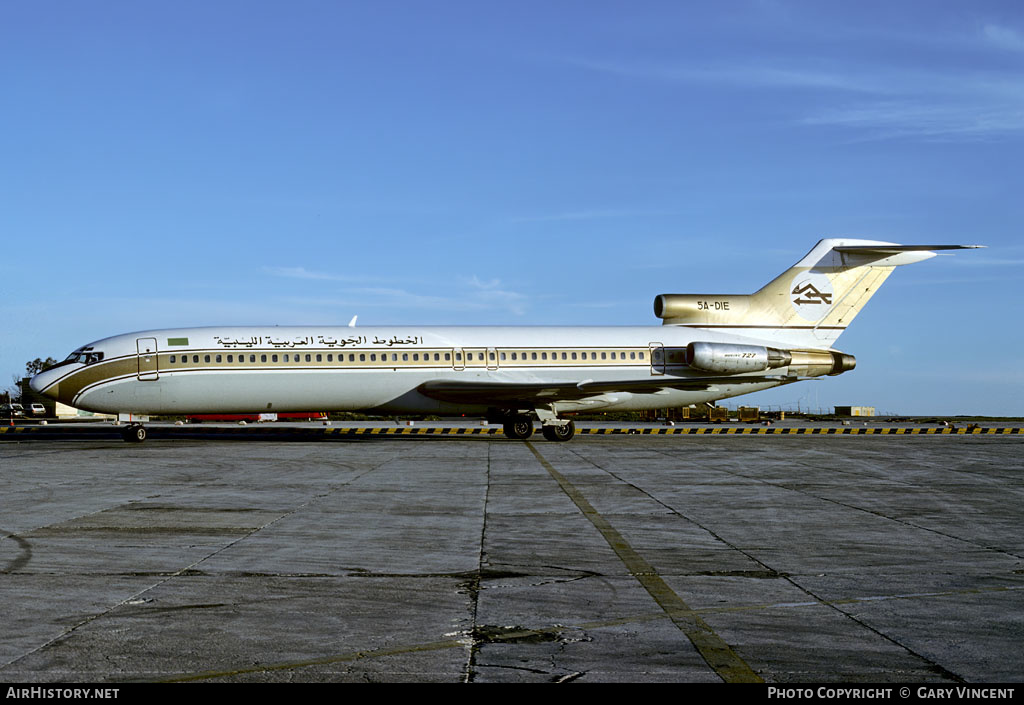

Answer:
[31,324,790,417]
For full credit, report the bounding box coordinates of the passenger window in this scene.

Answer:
[403,353,409,361]
[327,354,333,362]
[193,355,199,363]
[360,354,366,362]
[316,354,322,362]
[216,355,222,363]
[169,355,176,363]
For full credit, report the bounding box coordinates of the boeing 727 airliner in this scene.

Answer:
[30,239,980,441]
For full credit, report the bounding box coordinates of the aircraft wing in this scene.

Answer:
[417,375,797,405]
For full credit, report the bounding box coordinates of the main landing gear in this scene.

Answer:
[541,421,575,442]
[498,412,576,442]
[121,424,147,442]
[502,415,535,440]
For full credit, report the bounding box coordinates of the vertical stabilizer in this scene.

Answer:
[653,239,981,349]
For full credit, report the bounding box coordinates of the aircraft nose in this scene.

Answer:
[30,367,61,397]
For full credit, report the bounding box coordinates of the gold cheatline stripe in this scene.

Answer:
[525,442,762,683]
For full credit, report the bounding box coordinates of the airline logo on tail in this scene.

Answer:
[790,272,834,320]
[792,282,832,305]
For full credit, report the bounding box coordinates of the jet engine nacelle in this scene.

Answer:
[685,342,857,377]
[685,342,792,374]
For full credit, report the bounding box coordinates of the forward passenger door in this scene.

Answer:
[137,338,159,381]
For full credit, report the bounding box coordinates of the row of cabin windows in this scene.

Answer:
[499,351,644,361]
[168,352,455,364]
[165,350,647,365]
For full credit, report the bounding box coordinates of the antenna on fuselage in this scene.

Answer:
[348,315,358,328]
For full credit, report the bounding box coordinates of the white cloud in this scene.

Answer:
[982,23,1024,52]
[262,272,532,319]
[568,57,881,94]
[510,208,675,223]
[801,100,1024,141]
[566,26,1024,142]
[463,275,529,315]
[263,266,374,283]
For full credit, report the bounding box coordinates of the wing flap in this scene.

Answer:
[418,375,798,405]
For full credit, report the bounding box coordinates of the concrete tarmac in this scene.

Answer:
[0,431,1021,683]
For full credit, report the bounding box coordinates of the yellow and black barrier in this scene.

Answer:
[325,426,1023,436]
[578,426,1023,435]
[2,424,1022,440]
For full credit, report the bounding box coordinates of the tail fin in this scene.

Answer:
[653,239,982,349]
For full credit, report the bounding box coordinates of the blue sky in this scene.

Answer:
[2,1,1022,415]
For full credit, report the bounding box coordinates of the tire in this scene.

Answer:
[503,416,534,440]
[542,420,575,442]
[123,425,147,443]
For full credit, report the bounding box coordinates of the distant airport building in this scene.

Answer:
[835,406,875,417]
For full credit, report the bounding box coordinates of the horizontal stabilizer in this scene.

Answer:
[833,244,985,254]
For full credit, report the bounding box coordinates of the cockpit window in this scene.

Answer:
[64,347,104,365]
